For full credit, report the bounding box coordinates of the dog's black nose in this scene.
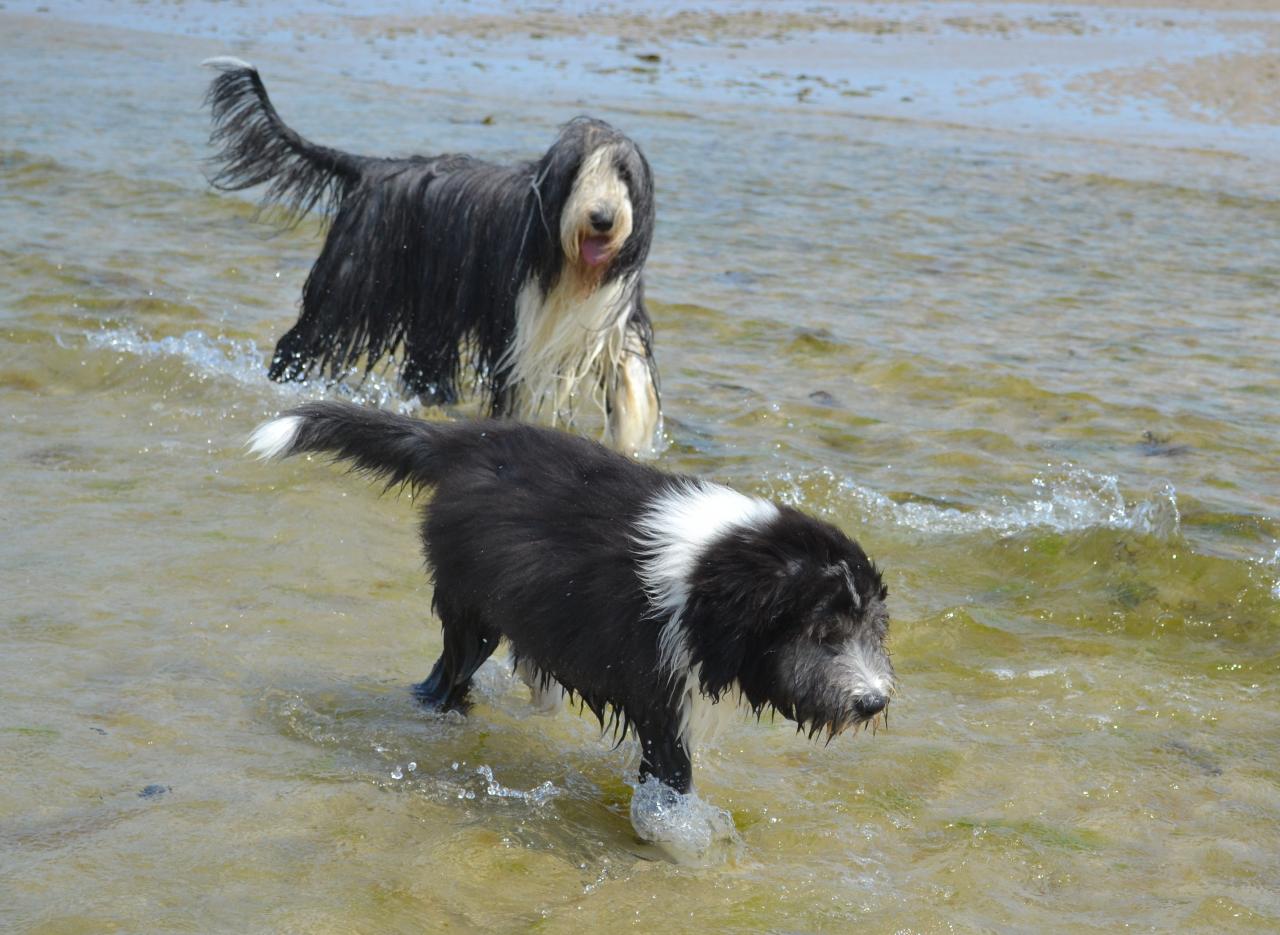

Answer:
[589,209,614,233]
[854,693,888,717]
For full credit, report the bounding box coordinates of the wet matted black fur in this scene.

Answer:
[205,59,661,454]
[248,402,895,805]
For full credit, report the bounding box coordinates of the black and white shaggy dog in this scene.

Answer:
[205,58,661,455]
[248,402,895,822]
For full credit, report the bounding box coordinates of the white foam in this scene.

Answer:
[84,327,418,413]
[766,466,1182,539]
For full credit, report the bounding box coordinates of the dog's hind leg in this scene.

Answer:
[401,310,464,405]
[412,602,500,712]
[514,656,563,714]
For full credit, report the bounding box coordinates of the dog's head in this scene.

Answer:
[534,118,654,285]
[675,505,895,739]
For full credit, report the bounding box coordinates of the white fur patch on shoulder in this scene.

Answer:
[246,415,303,460]
[634,481,778,669]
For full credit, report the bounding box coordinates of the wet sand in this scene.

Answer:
[6,0,1278,160]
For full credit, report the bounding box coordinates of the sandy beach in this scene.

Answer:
[7,0,1278,159]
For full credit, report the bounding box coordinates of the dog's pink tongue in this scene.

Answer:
[581,236,611,267]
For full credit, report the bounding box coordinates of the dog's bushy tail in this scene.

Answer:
[203,57,365,223]
[248,402,465,493]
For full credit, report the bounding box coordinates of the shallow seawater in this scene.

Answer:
[2,2,1279,932]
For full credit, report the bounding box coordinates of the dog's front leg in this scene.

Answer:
[412,600,500,712]
[630,722,699,844]
[635,723,692,795]
[604,316,661,457]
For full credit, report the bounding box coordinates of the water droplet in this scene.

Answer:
[391,766,403,780]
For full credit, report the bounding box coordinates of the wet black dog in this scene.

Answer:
[205,59,661,455]
[249,402,894,816]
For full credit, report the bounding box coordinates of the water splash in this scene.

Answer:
[1258,545,1280,602]
[84,326,419,413]
[628,776,738,862]
[767,466,1181,539]
[472,765,560,806]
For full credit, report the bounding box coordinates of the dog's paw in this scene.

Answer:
[411,675,472,714]
[628,776,738,863]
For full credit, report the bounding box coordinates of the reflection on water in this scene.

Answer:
[2,1,1279,932]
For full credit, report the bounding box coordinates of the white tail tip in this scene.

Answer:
[247,415,303,460]
[202,56,255,72]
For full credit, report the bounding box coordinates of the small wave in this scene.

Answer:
[767,466,1181,539]
[84,326,419,413]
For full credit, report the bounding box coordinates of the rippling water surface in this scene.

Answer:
[3,2,1279,932]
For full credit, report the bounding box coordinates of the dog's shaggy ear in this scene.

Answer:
[680,538,826,698]
[679,596,771,701]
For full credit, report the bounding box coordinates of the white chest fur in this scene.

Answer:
[500,272,635,429]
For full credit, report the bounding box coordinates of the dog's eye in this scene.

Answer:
[816,620,849,649]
